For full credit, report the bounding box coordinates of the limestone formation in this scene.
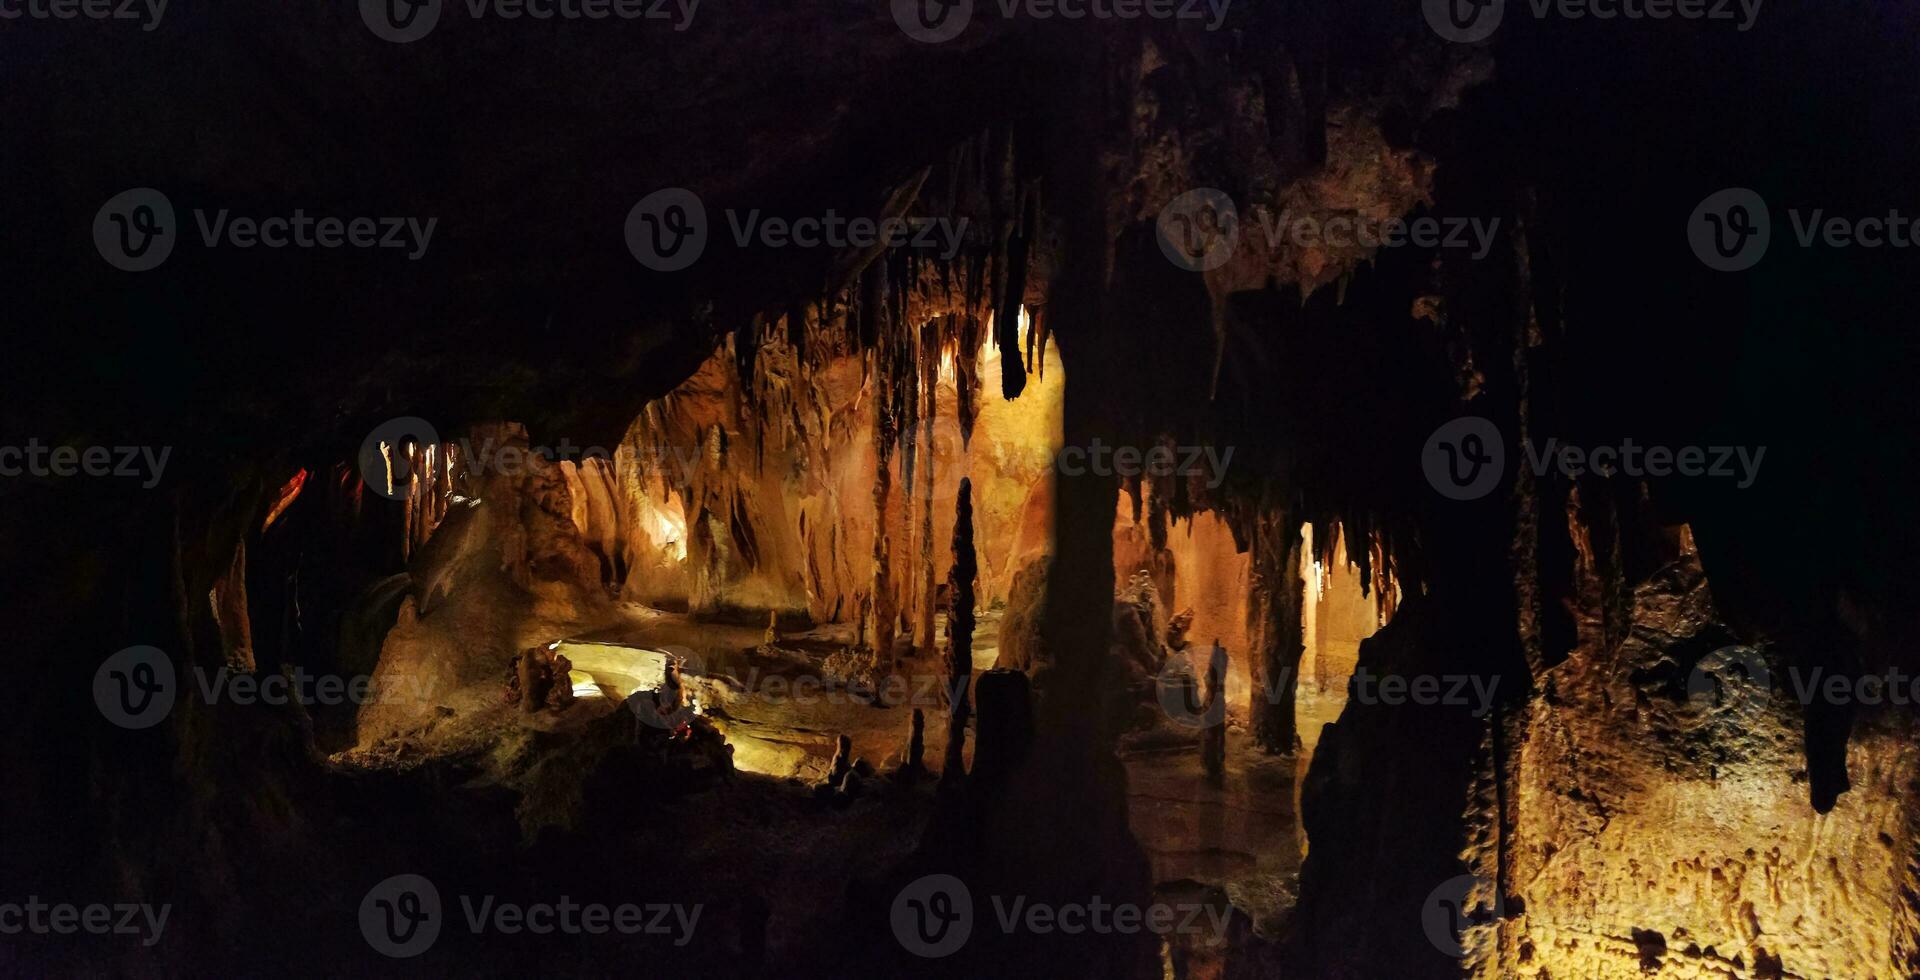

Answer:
[944,478,977,781]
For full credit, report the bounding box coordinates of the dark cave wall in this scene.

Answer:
[6,1,1920,977]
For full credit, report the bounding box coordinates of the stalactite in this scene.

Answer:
[955,313,982,448]
[1025,304,1039,378]
[1141,481,1166,556]
[870,344,897,664]
[994,186,1034,400]
[943,477,976,781]
[901,319,921,515]
[918,317,939,653]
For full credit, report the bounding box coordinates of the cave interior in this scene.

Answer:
[6,0,1920,977]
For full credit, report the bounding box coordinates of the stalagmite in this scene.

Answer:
[1202,639,1227,784]
[943,478,977,780]
[829,734,853,786]
[1248,508,1306,754]
[907,707,925,773]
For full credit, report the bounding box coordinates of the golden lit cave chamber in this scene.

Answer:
[344,308,1064,784]
[331,287,1412,977]
[1114,497,1395,970]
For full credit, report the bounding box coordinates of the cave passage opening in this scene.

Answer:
[346,309,1067,783]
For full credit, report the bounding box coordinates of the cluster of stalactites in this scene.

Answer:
[386,438,460,560]
[615,126,1045,651]
[1209,486,1415,624]
[1304,517,1404,624]
[726,125,1043,417]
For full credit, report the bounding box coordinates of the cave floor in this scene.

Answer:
[1116,686,1348,946]
[334,603,1324,969]
[322,604,965,974]
[560,606,1001,781]
[1120,730,1304,943]
[343,603,997,784]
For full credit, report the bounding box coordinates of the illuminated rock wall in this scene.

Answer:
[600,319,1064,630]
[1493,554,1920,979]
